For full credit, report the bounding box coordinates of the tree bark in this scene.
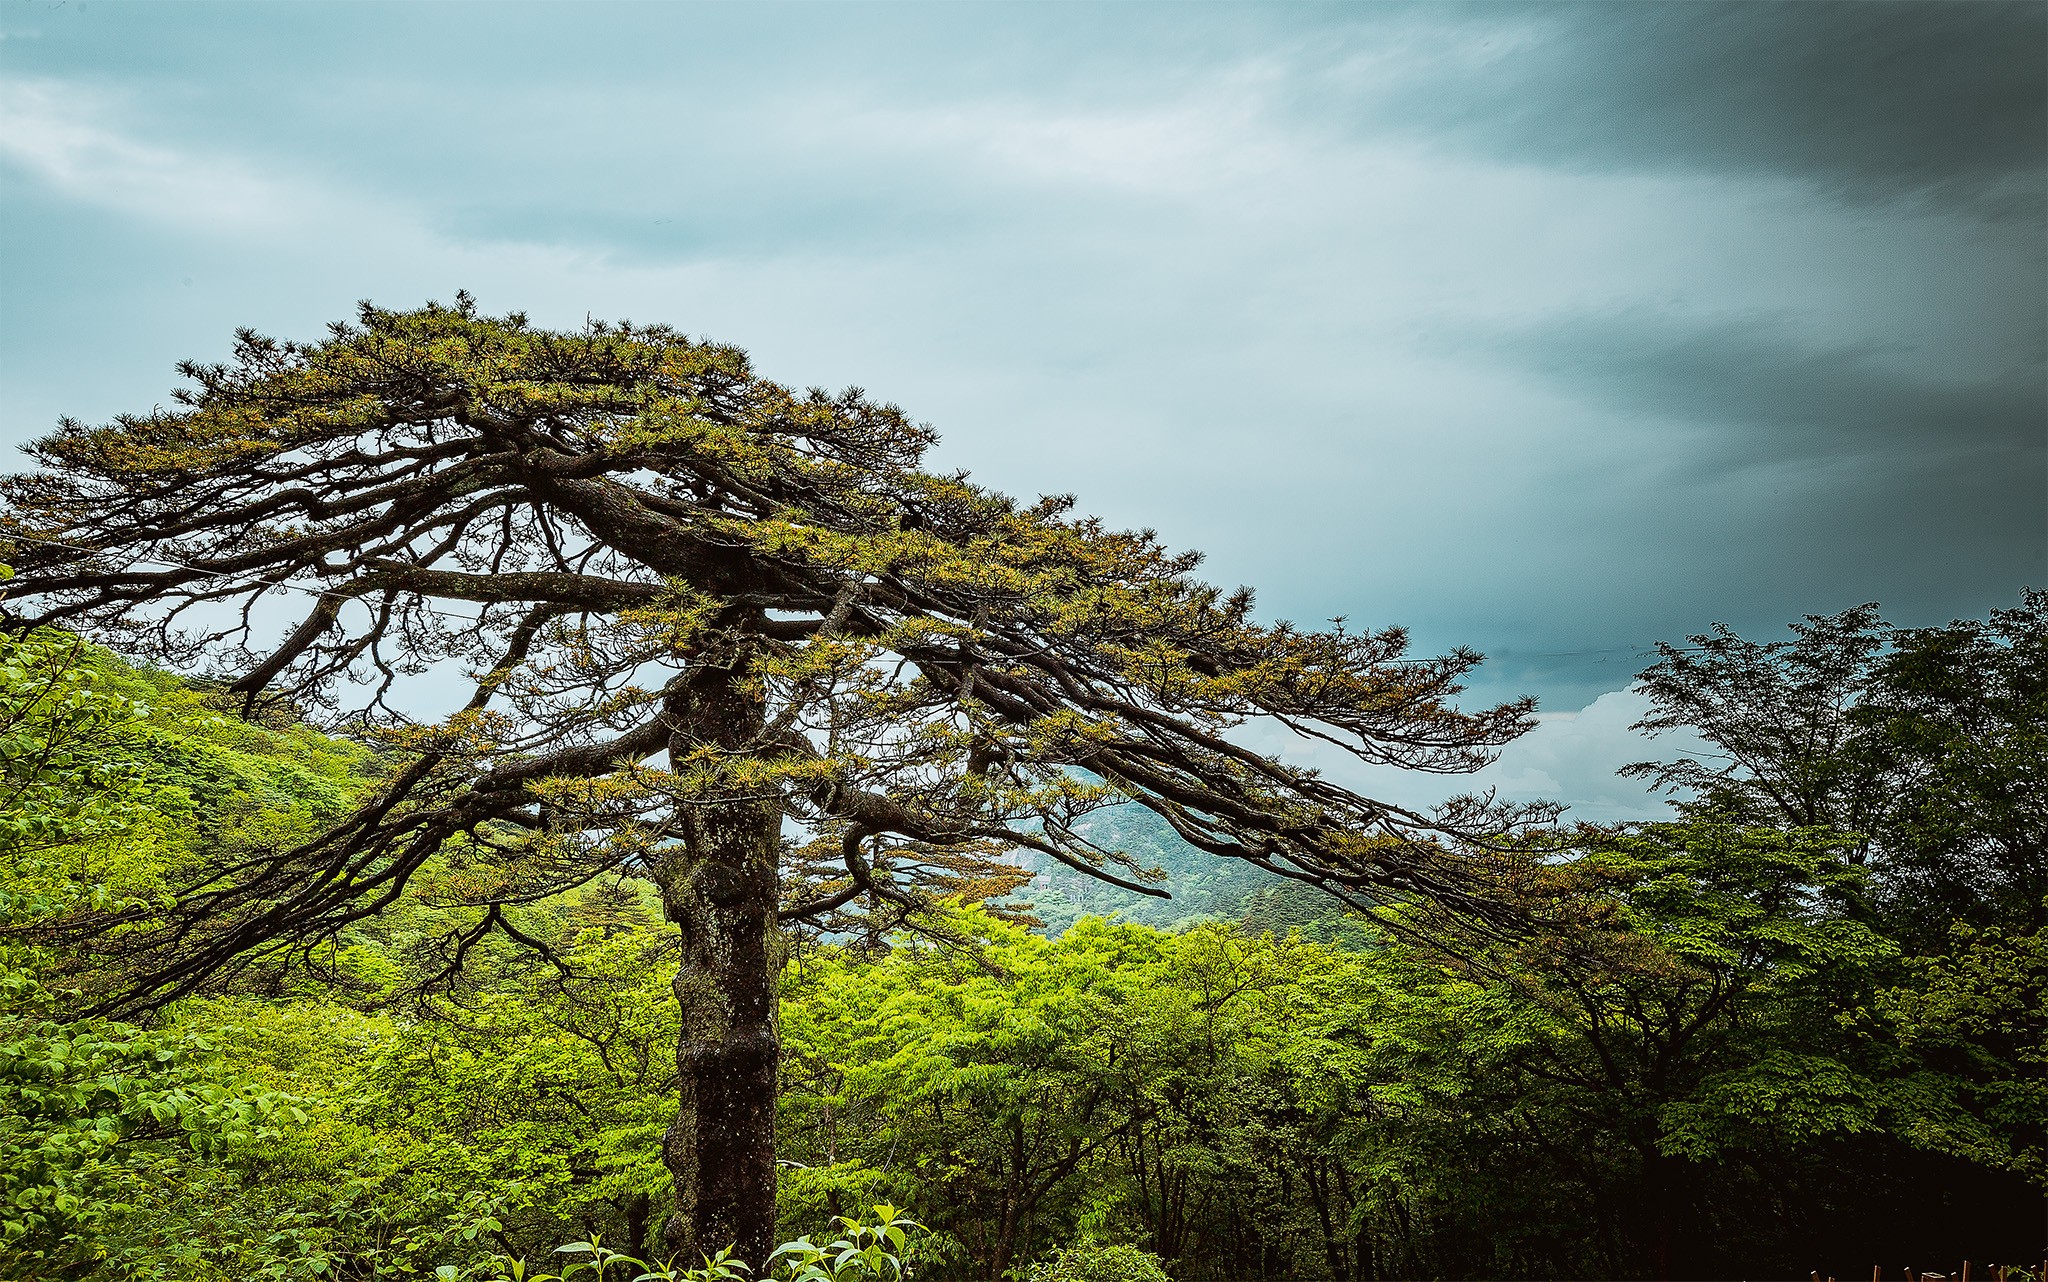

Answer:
[657,658,783,1270]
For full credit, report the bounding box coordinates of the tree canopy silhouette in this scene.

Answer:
[0,296,1535,1265]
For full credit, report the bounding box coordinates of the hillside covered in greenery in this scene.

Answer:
[3,593,2043,1281]
[1004,801,1351,939]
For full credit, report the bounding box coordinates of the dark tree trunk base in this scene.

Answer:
[658,660,783,1270]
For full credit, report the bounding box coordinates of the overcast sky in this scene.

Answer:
[2,1,2041,818]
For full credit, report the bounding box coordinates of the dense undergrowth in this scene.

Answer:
[2,601,2043,1281]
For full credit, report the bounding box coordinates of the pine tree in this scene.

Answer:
[0,296,1534,1266]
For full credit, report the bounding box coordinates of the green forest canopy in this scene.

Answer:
[1,592,2042,1281]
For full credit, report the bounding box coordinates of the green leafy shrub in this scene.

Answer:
[769,1204,923,1281]
[499,1205,924,1282]
[1027,1244,1171,1282]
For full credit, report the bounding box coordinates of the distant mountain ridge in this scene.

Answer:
[1004,803,1364,941]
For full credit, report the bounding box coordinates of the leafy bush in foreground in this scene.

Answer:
[1028,1243,1172,1282]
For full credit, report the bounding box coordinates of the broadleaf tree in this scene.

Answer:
[1624,595,2047,935]
[0,297,1536,1266]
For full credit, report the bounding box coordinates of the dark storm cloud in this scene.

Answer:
[1371,1,2047,215]
[1471,307,2045,696]
[1492,310,2047,470]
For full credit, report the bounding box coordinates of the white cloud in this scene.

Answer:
[1238,687,1698,823]
[0,79,303,230]
[1477,689,1701,821]
[815,85,1283,199]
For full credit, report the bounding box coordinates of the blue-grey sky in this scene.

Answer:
[2,1,2042,817]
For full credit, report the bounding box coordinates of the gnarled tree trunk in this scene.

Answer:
[657,659,783,1269]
